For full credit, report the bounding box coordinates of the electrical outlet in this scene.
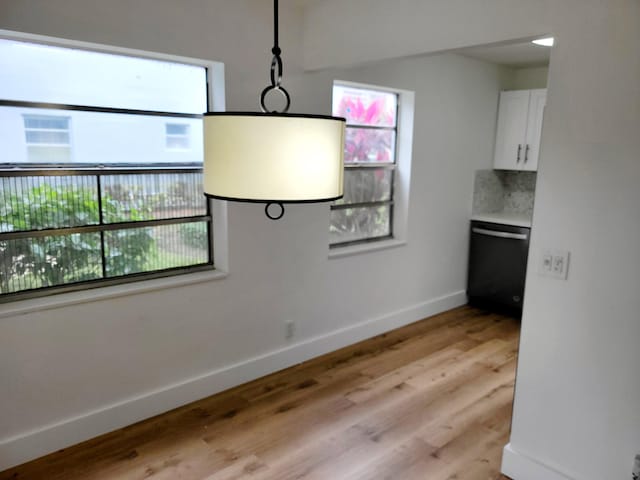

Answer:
[539,249,570,280]
[285,320,295,340]
[552,255,565,275]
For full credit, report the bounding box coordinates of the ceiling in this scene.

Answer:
[289,0,323,9]
[290,1,550,68]
[456,40,551,68]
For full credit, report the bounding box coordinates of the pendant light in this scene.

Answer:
[203,0,346,220]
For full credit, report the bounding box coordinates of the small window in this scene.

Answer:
[330,84,399,246]
[23,114,71,163]
[24,115,71,145]
[166,123,191,150]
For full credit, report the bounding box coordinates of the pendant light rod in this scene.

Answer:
[261,0,289,114]
[272,0,280,55]
[263,0,285,219]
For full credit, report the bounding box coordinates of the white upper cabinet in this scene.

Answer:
[522,89,547,171]
[493,89,547,171]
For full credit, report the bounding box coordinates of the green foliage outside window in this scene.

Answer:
[0,183,154,294]
[178,222,208,250]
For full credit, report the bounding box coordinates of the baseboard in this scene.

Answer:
[502,443,575,480]
[0,290,466,471]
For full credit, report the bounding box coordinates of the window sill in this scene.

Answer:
[0,268,228,319]
[328,238,407,259]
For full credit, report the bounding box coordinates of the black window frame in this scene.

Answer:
[330,85,399,248]
[0,48,214,303]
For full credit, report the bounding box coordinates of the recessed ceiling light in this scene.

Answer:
[532,37,554,47]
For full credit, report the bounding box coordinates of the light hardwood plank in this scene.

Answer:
[0,305,519,480]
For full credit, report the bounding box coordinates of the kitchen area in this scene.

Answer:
[459,38,552,313]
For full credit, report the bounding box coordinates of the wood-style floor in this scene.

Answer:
[0,305,519,480]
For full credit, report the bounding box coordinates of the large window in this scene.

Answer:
[0,37,216,301]
[330,84,399,247]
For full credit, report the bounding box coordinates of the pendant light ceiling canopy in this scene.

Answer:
[203,0,345,220]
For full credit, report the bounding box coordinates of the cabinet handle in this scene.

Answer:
[525,144,530,163]
[472,228,528,240]
[517,144,522,162]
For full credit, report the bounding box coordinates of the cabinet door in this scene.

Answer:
[493,91,529,170]
[522,89,547,171]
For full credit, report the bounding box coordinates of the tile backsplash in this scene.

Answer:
[473,170,537,216]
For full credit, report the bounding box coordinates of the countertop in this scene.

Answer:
[471,212,532,228]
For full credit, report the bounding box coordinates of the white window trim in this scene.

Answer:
[329,80,414,258]
[0,269,228,319]
[0,28,230,310]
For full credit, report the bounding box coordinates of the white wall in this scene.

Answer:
[0,107,203,164]
[497,65,548,93]
[302,0,552,70]
[505,2,640,479]
[0,0,508,469]
[0,38,208,113]
[512,66,549,90]
[0,38,207,164]
[303,1,640,479]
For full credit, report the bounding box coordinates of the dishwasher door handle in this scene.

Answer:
[472,227,528,241]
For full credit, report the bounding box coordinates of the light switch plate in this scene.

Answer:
[539,249,570,280]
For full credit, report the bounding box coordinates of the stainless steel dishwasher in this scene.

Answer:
[467,220,531,311]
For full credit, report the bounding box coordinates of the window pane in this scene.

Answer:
[166,136,190,150]
[335,168,392,205]
[25,130,70,145]
[330,205,391,245]
[1,175,99,232]
[24,116,69,130]
[333,85,397,127]
[0,39,207,114]
[1,106,203,166]
[166,124,189,135]
[344,127,395,164]
[0,233,102,294]
[101,172,206,223]
[166,137,188,149]
[104,222,209,277]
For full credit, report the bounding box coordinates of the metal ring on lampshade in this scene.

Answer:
[260,54,290,113]
[260,84,291,113]
[265,202,285,220]
[269,55,283,88]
